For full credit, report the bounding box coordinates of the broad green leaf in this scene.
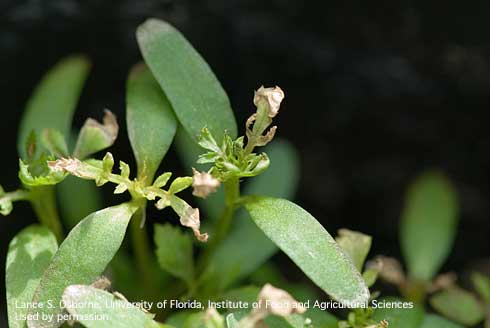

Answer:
[244,197,370,305]
[18,55,90,159]
[221,286,261,305]
[226,314,239,328]
[264,314,306,328]
[430,287,485,325]
[73,110,119,160]
[57,176,103,229]
[372,298,424,328]
[199,140,299,294]
[154,224,194,286]
[400,171,459,281]
[127,63,177,182]
[471,272,490,303]
[335,229,372,271]
[166,311,200,328]
[28,203,137,328]
[41,129,69,158]
[137,18,237,142]
[303,308,337,328]
[6,225,58,328]
[420,314,464,328]
[62,285,159,328]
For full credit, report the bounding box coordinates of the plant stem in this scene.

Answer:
[30,186,63,241]
[129,203,154,282]
[213,177,240,246]
[198,177,240,273]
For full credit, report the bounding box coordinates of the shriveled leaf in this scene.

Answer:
[199,140,299,294]
[400,171,459,281]
[430,287,485,326]
[28,203,137,328]
[336,229,372,271]
[245,197,370,305]
[6,225,58,328]
[57,176,103,229]
[62,285,159,328]
[73,110,119,159]
[127,63,177,182]
[18,55,90,159]
[420,314,464,328]
[154,224,194,286]
[137,18,237,142]
[19,159,66,187]
[41,129,69,158]
[372,298,424,328]
[471,272,490,303]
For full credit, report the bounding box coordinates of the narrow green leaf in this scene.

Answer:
[420,314,464,328]
[199,140,299,294]
[400,171,459,281]
[18,55,90,159]
[244,197,370,305]
[28,203,138,328]
[430,287,485,326]
[41,129,69,158]
[168,177,193,194]
[127,63,177,182]
[62,285,159,328]
[154,224,194,286]
[73,110,119,160]
[137,18,237,142]
[335,229,372,271]
[471,272,490,303]
[57,176,103,229]
[372,298,424,328]
[6,225,58,328]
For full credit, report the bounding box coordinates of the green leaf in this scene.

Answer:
[420,314,464,328]
[6,225,58,328]
[136,18,237,142]
[154,224,194,286]
[73,110,119,160]
[127,63,177,182]
[264,314,308,328]
[175,127,224,220]
[372,298,424,328]
[430,287,485,326]
[400,171,459,281]
[18,55,90,159]
[168,177,193,194]
[198,140,299,294]
[41,129,69,158]
[244,197,369,305]
[471,272,490,303]
[57,176,103,229]
[335,229,372,272]
[28,203,138,328]
[62,285,159,328]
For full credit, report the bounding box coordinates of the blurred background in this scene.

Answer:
[2,0,490,325]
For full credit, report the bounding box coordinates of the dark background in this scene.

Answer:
[2,0,490,325]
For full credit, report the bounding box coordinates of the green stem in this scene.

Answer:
[244,105,271,155]
[129,203,154,282]
[198,177,240,274]
[30,186,63,241]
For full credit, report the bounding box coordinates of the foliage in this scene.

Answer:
[2,17,484,328]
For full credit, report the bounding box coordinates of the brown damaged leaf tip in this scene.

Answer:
[179,207,208,242]
[192,168,220,199]
[253,86,285,118]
